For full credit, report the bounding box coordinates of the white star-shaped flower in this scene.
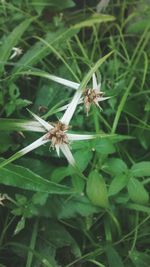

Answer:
[10,47,23,59]
[0,90,102,168]
[45,73,110,115]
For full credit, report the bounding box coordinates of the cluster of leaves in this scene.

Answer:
[0,0,150,266]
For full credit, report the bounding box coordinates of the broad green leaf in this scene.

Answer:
[104,158,128,176]
[71,174,85,193]
[127,177,149,204]
[106,246,124,267]
[86,170,109,208]
[40,195,99,219]
[0,158,73,194]
[19,158,54,179]
[131,162,150,177]
[73,13,115,28]
[73,149,93,171]
[0,132,12,153]
[94,139,115,154]
[41,220,81,257]
[58,195,99,218]
[109,174,129,196]
[32,192,48,205]
[0,18,33,74]
[129,250,150,267]
[127,19,150,34]
[51,167,71,183]
[15,194,27,205]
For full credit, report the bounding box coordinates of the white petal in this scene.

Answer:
[27,109,53,131]
[60,144,76,166]
[10,51,17,59]
[60,90,82,125]
[18,135,49,155]
[92,73,98,89]
[97,82,101,91]
[45,74,80,89]
[20,121,46,132]
[0,135,49,168]
[67,133,97,141]
[55,98,83,113]
[98,96,111,101]
[55,144,60,157]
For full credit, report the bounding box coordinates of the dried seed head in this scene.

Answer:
[44,121,69,147]
[84,88,104,114]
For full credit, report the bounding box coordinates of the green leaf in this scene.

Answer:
[73,149,93,171]
[104,158,128,176]
[15,194,27,205]
[0,158,73,194]
[129,250,150,267]
[58,195,99,218]
[31,0,48,15]
[86,170,109,208]
[32,192,48,205]
[14,216,25,235]
[51,167,71,183]
[131,162,150,177]
[9,83,20,99]
[12,27,78,75]
[12,27,113,77]
[31,0,75,14]
[109,174,129,196]
[73,13,115,28]
[0,18,33,74]
[0,132,12,153]
[40,195,99,219]
[127,19,150,34]
[42,220,81,257]
[71,174,85,193]
[94,139,115,154]
[106,246,124,267]
[126,203,150,214]
[127,177,149,205]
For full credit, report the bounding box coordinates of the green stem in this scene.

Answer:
[26,219,39,267]
[111,77,135,134]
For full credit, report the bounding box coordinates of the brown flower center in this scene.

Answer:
[83,88,103,113]
[44,121,69,147]
[84,88,102,102]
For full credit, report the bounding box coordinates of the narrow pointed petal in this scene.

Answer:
[97,82,101,91]
[60,90,82,125]
[45,74,80,90]
[98,96,111,101]
[94,100,103,110]
[92,73,98,89]
[10,51,17,59]
[27,109,53,131]
[0,135,49,168]
[60,144,76,166]
[67,133,97,141]
[55,144,60,157]
[56,98,84,113]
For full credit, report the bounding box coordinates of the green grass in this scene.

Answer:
[0,0,150,266]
